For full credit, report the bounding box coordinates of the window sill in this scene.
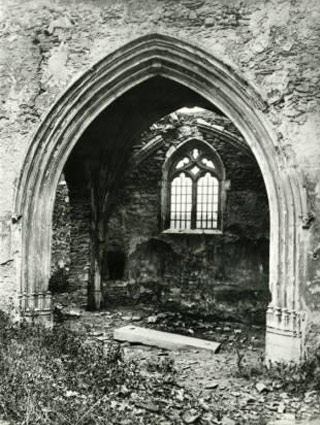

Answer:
[162,229,223,235]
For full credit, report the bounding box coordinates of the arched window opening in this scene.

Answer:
[164,140,225,232]
[196,173,219,230]
[170,173,192,230]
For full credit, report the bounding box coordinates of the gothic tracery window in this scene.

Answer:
[163,140,225,232]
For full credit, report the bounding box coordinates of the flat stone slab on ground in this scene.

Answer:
[113,325,221,353]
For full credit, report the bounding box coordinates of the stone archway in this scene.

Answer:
[14,33,308,362]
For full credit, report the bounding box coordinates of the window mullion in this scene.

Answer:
[191,179,197,229]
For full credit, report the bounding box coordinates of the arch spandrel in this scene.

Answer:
[14,33,308,361]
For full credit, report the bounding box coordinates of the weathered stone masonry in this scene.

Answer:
[0,0,319,362]
[104,113,270,311]
[50,111,270,320]
[50,177,70,292]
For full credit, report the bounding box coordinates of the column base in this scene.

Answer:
[266,305,305,363]
[22,309,53,327]
[266,327,303,363]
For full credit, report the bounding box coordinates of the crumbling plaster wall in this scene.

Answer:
[103,114,270,317]
[0,0,319,323]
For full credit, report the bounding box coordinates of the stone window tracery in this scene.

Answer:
[162,140,225,232]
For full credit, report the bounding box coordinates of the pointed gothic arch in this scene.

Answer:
[14,33,308,361]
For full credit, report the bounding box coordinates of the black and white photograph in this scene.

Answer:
[0,0,319,424]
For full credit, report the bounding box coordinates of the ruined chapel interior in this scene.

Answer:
[7,26,317,365]
[49,76,270,327]
[2,2,320,421]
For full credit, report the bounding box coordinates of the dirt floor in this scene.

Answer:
[55,303,320,425]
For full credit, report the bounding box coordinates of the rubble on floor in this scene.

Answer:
[55,305,320,425]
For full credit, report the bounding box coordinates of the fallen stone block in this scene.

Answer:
[113,326,221,353]
[204,381,219,389]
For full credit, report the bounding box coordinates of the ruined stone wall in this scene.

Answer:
[104,115,270,317]
[49,171,91,305]
[49,178,71,293]
[50,112,270,318]
[65,186,91,301]
[0,0,319,327]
